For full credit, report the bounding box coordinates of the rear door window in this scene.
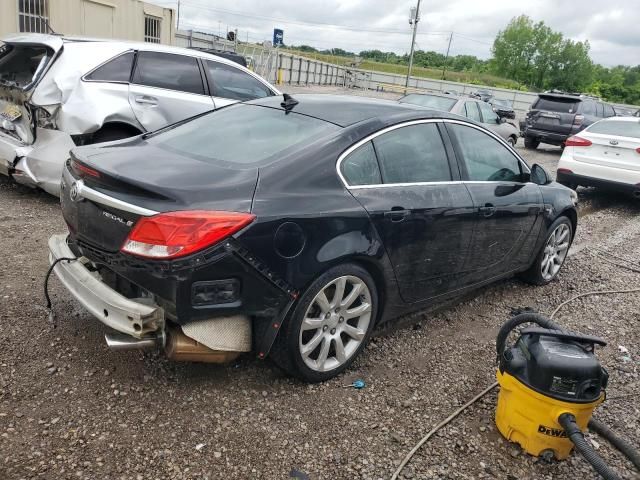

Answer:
[373,123,451,184]
[205,60,273,101]
[0,43,52,89]
[340,141,382,186]
[581,101,596,116]
[534,97,579,113]
[596,103,604,117]
[464,102,482,122]
[132,51,204,95]
[85,51,134,83]
[448,124,524,182]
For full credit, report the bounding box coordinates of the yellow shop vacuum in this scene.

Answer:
[493,313,640,479]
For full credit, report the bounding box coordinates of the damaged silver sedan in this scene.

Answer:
[0,34,279,196]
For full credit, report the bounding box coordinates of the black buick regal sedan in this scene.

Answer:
[49,94,578,382]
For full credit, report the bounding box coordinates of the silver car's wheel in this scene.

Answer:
[540,223,571,281]
[298,275,372,373]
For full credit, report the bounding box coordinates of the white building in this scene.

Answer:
[0,0,175,44]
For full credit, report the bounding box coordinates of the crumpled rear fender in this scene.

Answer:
[12,128,76,196]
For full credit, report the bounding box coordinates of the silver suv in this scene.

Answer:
[0,34,279,196]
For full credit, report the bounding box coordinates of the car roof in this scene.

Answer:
[247,94,462,127]
[1,33,257,75]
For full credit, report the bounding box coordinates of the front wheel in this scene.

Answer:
[519,216,573,285]
[270,264,377,382]
[507,136,517,147]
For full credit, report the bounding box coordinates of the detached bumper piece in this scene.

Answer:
[48,234,164,338]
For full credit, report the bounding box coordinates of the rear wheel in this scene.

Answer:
[524,136,539,149]
[270,264,377,382]
[507,136,517,147]
[519,216,572,285]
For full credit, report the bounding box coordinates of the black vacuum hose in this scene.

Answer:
[589,417,640,470]
[559,413,623,480]
[495,312,562,359]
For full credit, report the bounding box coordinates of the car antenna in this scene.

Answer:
[281,93,299,113]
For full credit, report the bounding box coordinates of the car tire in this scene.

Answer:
[524,137,539,149]
[270,263,377,382]
[519,216,573,286]
[507,136,517,147]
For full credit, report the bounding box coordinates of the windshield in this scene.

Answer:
[534,96,579,114]
[148,104,341,166]
[587,120,640,139]
[0,43,52,89]
[493,99,511,107]
[400,94,457,111]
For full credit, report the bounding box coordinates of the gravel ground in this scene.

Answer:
[1,86,639,480]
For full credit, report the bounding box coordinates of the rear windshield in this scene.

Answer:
[0,43,52,89]
[149,104,341,166]
[400,94,457,111]
[587,120,640,138]
[534,96,579,114]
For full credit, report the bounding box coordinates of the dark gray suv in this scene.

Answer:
[523,92,616,149]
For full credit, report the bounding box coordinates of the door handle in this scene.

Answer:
[384,208,410,222]
[134,95,158,106]
[479,203,497,218]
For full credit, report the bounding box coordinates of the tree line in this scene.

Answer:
[289,15,640,105]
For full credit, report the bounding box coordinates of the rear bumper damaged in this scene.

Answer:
[0,129,76,195]
[49,234,165,338]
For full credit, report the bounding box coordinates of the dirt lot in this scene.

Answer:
[1,86,639,480]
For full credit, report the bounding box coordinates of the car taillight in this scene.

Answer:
[121,211,256,259]
[557,168,573,174]
[636,147,640,154]
[565,136,592,147]
[71,159,101,178]
[573,114,585,126]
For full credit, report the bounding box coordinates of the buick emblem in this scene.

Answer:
[69,182,79,202]
[609,140,619,146]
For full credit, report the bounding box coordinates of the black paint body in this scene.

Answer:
[60,95,578,344]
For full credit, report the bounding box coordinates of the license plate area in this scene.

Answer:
[0,104,22,122]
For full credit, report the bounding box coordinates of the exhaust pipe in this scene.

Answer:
[104,332,161,351]
[633,189,640,199]
[104,327,242,363]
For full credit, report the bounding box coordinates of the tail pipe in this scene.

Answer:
[104,332,163,351]
[633,189,640,199]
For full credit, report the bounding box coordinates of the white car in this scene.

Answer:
[556,117,640,198]
[0,34,279,196]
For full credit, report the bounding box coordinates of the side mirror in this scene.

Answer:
[530,164,552,185]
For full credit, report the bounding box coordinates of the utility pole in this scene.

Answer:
[441,32,453,80]
[405,0,421,92]
[176,0,181,31]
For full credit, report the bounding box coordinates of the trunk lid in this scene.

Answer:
[62,137,259,253]
[527,94,580,135]
[0,36,62,143]
[574,132,640,173]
